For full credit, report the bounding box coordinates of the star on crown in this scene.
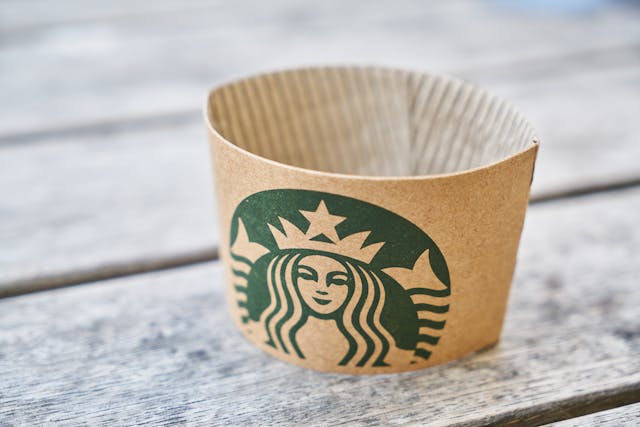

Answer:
[268,200,384,263]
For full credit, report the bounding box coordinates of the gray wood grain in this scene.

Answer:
[0,122,217,290]
[478,57,640,199]
[2,56,639,295]
[2,0,639,294]
[2,0,639,136]
[1,188,639,426]
[549,403,639,426]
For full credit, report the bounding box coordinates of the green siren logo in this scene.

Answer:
[229,189,451,368]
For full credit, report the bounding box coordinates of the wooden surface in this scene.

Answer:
[1,0,639,425]
[2,17,640,294]
[2,0,639,136]
[1,188,639,425]
[0,123,218,292]
[550,403,640,426]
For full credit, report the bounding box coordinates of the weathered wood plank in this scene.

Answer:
[2,57,639,295]
[549,403,639,426]
[488,59,640,198]
[1,188,638,425]
[0,122,218,290]
[2,0,639,136]
[0,0,215,30]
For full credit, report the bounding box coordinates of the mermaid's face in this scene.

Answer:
[295,255,350,315]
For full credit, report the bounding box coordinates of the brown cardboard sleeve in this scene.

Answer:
[205,66,539,374]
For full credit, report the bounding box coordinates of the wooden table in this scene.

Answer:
[1,1,639,425]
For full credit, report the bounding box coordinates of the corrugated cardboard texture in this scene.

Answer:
[205,66,538,374]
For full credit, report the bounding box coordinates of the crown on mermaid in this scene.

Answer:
[268,200,384,264]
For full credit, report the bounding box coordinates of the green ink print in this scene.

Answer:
[228,189,451,368]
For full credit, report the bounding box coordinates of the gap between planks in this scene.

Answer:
[2,180,640,299]
[550,401,640,426]
[449,381,640,426]
[0,248,218,299]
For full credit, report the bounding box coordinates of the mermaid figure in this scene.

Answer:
[230,200,449,368]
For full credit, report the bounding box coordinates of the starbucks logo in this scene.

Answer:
[229,189,451,368]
